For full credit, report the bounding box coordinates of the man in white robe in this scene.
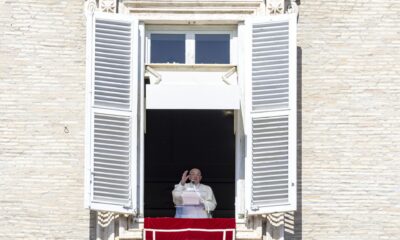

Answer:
[172,168,217,218]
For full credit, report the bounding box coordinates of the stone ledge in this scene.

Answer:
[118,226,262,240]
[122,0,263,15]
[118,229,143,240]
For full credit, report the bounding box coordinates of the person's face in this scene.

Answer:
[189,169,202,184]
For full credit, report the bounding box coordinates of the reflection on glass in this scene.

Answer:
[195,34,230,64]
[151,34,185,63]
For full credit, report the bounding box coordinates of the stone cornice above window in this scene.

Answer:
[85,0,298,19]
[121,0,265,15]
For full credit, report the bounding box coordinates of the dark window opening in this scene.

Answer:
[144,110,235,218]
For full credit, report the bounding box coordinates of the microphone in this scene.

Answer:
[191,180,197,192]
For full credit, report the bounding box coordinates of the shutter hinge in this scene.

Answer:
[132,208,137,216]
[123,200,132,209]
[251,206,259,211]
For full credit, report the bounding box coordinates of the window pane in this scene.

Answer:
[195,34,230,64]
[151,34,185,63]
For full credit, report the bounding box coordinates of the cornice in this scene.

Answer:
[85,0,298,21]
[121,0,264,15]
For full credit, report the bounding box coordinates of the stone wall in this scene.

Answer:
[1,0,400,239]
[289,0,400,239]
[0,0,93,239]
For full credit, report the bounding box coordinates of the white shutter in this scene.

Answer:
[244,14,297,214]
[85,12,140,214]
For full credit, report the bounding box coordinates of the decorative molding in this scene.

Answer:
[266,0,284,15]
[121,0,263,15]
[96,212,116,240]
[266,213,284,240]
[86,0,98,14]
[97,211,115,227]
[99,0,117,13]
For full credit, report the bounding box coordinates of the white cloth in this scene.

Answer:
[172,182,217,218]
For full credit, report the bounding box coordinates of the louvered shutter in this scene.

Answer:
[85,12,140,214]
[244,14,297,214]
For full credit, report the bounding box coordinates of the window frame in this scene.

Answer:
[145,25,237,65]
[85,13,297,220]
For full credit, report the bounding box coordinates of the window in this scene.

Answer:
[195,34,230,64]
[150,34,185,64]
[86,13,297,217]
[146,27,236,64]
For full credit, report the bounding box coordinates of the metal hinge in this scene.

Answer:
[251,206,259,211]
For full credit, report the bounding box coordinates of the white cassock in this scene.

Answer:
[172,183,217,218]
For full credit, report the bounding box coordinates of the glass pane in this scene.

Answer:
[151,34,185,64]
[195,34,230,64]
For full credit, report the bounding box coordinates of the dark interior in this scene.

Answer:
[144,110,235,218]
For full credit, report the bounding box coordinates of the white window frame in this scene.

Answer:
[145,25,238,65]
[139,24,240,218]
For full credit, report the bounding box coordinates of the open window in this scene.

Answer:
[144,110,235,218]
[85,12,297,219]
[143,27,238,218]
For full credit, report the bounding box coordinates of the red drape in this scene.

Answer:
[144,218,235,240]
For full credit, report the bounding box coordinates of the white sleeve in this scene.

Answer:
[202,186,217,212]
[172,183,185,205]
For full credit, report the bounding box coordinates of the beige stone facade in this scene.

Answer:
[0,0,92,239]
[0,0,399,240]
[290,1,400,239]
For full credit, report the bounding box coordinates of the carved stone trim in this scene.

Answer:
[266,0,284,15]
[121,0,263,15]
[86,0,98,14]
[266,213,284,240]
[99,0,117,13]
[85,0,118,13]
[96,212,116,240]
[97,211,115,227]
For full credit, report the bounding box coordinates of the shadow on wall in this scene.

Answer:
[89,210,97,240]
[284,46,302,240]
[285,0,301,13]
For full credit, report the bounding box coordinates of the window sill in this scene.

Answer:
[146,63,237,69]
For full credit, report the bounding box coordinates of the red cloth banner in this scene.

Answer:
[144,218,235,240]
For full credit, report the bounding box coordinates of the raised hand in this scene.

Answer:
[180,170,189,185]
